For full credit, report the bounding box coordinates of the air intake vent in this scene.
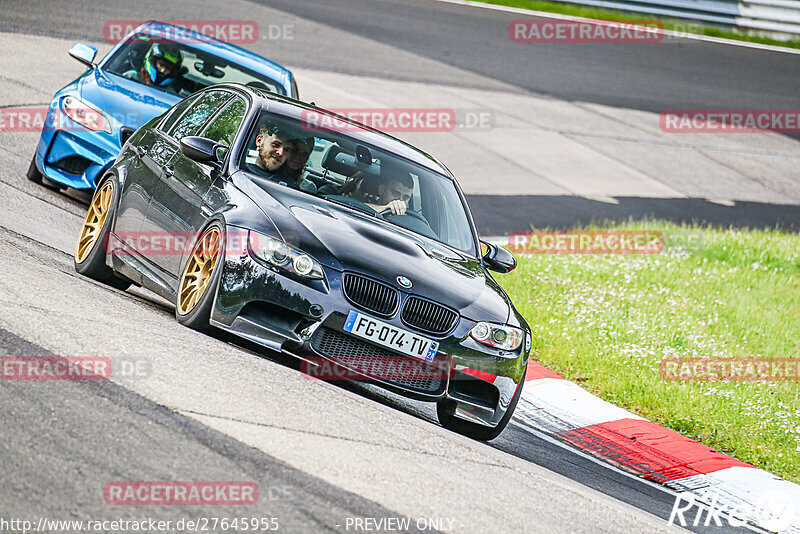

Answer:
[401,297,458,335]
[342,273,398,317]
[310,327,445,395]
[53,155,92,176]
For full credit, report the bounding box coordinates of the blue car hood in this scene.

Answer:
[78,69,180,132]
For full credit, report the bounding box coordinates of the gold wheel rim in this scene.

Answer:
[177,227,221,315]
[75,181,114,264]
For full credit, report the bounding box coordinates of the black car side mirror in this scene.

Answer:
[481,241,517,274]
[180,136,224,165]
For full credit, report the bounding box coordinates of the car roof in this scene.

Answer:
[133,21,291,87]
[221,84,454,178]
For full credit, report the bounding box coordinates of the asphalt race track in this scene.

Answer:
[1,0,797,532]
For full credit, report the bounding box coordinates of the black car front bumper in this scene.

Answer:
[208,232,527,428]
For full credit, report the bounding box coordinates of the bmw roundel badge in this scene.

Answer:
[397,276,412,289]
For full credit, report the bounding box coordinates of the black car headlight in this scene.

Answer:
[470,322,524,352]
[248,231,324,280]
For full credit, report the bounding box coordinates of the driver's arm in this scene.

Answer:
[366,199,407,216]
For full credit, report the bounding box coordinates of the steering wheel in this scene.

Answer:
[379,208,430,226]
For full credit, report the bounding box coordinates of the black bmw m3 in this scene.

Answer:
[74,83,531,440]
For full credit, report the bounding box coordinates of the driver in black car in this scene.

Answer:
[339,170,413,215]
[369,170,413,215]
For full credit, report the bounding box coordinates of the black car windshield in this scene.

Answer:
[240,110,478,256]
[103,33,285,98]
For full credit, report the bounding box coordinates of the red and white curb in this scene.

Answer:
[515,361,800,532]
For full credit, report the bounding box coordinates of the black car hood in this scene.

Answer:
[234,173,511,323]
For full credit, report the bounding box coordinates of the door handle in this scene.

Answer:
[134,145,149,157]
[163,165,174,178]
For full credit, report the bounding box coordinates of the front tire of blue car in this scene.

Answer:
[28,155,66,190]
[26,156,43,184]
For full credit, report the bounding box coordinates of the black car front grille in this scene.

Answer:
[342,273,398,317]
[53,155,92,176]
[401,297,458,335]
[310,327,445,395]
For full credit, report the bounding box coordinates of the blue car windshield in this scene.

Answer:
[239,111,478,257]
[104,33,285,98]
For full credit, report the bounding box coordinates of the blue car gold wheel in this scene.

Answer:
[74,178,130,291]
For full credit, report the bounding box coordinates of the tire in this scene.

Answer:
[74,177,131,291]
[26,155,43,184]
[28,155,66,190]
[437,376,525,441]
[175,221,225,332]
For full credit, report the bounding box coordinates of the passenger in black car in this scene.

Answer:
[245,122,316,193]
[284,136,317,193]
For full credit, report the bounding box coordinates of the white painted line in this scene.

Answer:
[517,377,645,433]
[682,467,800,533]
[509,420,689,497]
[482,235,510,246]
[431,0,800,55]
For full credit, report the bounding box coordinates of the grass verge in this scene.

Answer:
[498,221,800,482]
[477,0,800,49]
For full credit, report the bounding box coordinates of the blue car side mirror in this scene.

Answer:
[69,43,98,68]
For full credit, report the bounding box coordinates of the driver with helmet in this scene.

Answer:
[124,43,191,96]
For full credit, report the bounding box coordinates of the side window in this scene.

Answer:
[158,94,200,134]
[200,97,247,146]
[167,90,232,141]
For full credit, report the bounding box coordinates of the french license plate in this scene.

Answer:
[343,310,439,362]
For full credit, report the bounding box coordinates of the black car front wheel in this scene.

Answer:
[176,222,225,332]
[74,177,131,291]
[437,377,524,441]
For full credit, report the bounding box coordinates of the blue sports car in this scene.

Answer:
[28,21,298,191]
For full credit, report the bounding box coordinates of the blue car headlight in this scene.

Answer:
[248,231,324,280]
[470,322,524,352]
[61,96,112,134]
